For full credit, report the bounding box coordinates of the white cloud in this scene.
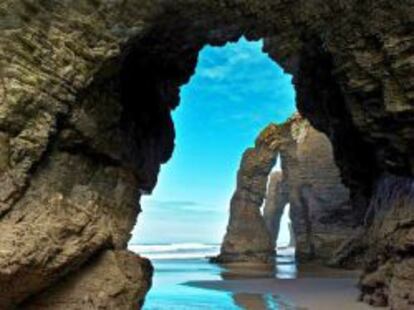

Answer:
[197,38,264,81]
[142,199,220,213]
[199,66,228,79]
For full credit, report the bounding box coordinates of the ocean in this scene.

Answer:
[129,243,221,260]
[129,243,297,309]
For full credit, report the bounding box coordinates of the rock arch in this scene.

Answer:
[216,115,354,265]
[0,1,413,308]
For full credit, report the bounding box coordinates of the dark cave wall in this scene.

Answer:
[290,38,378,218]
[0,0,413,308]
[360,175,414,308]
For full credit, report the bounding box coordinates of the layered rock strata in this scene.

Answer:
[0,0,413,308]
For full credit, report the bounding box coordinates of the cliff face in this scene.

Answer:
[0,56,157,308]
[0,0,413,308]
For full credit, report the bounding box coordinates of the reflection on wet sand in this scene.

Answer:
[219,262,276,280]
[219,250,297,280]
[233,293,269,309]
[186,248,370,310]
[232,293,306,310]
[220,251,301,309]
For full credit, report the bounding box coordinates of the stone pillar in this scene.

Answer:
[213,124,284,264]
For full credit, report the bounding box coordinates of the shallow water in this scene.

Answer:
[142,258,234,309]
[141,254,298,310]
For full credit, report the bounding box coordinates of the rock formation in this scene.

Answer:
[360,175,414,308]
[0,0,413,308]
[218,115,354,264]
[22,251,153,310]
[212,124,283,264]
[283,116,354,263]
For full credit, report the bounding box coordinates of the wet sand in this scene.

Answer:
[186,258,374,310]
[186,277,373,310]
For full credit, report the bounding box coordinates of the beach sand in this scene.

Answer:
[187,278,373,310]
[186,264,375,310]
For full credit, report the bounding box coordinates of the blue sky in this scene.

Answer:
[131,38,296,245]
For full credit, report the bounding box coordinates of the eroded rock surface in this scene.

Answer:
[285,117,354,263]
[219,115,354,264]
[0,0,413,308]
[213,124,283,263]
[23,250,153,310]
[360,175,414,309]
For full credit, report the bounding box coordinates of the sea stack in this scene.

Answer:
[215,114,356,265]
[212,124,283,264]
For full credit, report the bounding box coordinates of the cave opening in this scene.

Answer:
[262,154,295,255]
[127,37,297,308]
[276,203,295,251]
[130,36,296,250]
[262,154,296,279]
[276,203,297,279]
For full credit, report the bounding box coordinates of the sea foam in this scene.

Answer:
[129,243,220,260]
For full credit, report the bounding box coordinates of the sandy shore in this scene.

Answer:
[186,277,375,310]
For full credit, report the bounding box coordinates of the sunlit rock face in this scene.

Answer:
[22,251,153,310]
[0,0,413,308]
